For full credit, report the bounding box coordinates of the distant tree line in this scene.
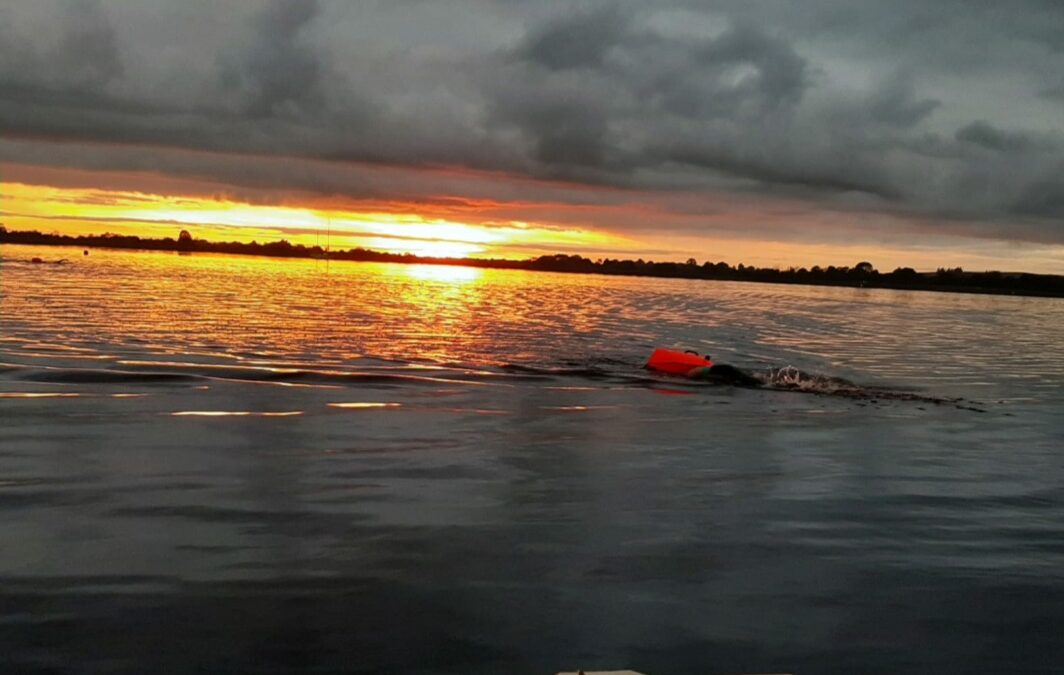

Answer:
[523,254,1063,296]
[2,226,1062,298]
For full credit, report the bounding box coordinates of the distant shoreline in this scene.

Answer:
[3,228,1062,298]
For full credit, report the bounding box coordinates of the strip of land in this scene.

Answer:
[3,228,1061,298]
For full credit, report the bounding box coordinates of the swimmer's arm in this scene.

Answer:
[685,366,713,379]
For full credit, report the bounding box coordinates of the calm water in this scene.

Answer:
[2,244,1063,675]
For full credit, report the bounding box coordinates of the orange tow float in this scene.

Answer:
[646,348,761,386]
[645,348,713,376]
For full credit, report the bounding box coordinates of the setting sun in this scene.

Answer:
[0,181,638,260]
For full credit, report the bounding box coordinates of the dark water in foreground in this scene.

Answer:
[2,245,1063,674]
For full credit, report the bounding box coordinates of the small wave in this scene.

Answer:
[757,365,862,393]
[753,364,985,410]
[501,363,611,379]
[15,367,201,384]
[616,355,985,410]
[3,256,74,266]
[565,356,641,368]
[3,359,542,389]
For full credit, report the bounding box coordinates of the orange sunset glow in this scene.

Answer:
[0,181,631,260]
[6,177,1062,273]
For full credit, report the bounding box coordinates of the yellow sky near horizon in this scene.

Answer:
[0,182,630,260]
[3,180,1062,274]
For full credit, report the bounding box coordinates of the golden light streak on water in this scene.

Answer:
[116,360,301,373]
[402,264,483,283]
[169,411,304,417]
[539,405,621,411]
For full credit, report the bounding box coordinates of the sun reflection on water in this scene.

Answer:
[0,244,624,368]
[402,264,483,283]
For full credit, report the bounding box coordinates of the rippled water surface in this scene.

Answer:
[2,244,1063,674]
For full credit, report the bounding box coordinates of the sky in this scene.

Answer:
[1,0,1063,272]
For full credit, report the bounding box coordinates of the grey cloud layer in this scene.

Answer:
[1,0,1063,244]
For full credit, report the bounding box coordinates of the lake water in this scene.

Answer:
[2,243,1063,675]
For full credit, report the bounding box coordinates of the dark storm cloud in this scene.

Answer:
[956,121,1042,153]
[56,0,123,85]
[1015,176,1064,219]
[516,5,629,72]
[220,0,325,117]
[2,0,1064,246]
[0,0,121,89]
[862,72,941,128]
